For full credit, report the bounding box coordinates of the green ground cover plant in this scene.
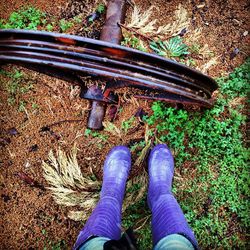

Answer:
[124,59,250,249]
[96,4,106,14]
[87,3,106,24]
[84,128,108,142]
[0,6,83,32]
[121,36,147,52]
[122,117,136,133]
[0,7,46,30]
[0,68,35,111]
[59,19,73,32]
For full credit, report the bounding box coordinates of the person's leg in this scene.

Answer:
[154,234,194,250]
[147,144,198,250]
[79,237,110,250]
[74,146,131,250]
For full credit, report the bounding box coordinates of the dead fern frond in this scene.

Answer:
[126,5,157,36]
[125,4,190,39]
[67,210,87,221]
[199,44,214,59]
[42,145,101,212]
[121,93,140,106]
[186,29,214,60]
[43,146,99,190]
[185,28,202,45]
[156,4,190,37]
[127,5,155,30]
[134,139,151,168]
[43,145,148,221]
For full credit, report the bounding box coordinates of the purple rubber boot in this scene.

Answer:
[74,146,131,250]
[148,144,198,249]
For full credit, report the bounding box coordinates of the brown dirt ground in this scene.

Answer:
[0,0,249,249]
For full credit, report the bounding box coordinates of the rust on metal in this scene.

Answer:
[55,37,76,45]
[88,0,127,130]
[88,100,107,129]
[100,0,127,43]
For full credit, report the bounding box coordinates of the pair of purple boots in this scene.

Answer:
[74,145,198,249]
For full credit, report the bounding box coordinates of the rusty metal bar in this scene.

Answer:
[0,42,213,96]
[0,38,216,93]
[88,0,127,130]
[0,51,213,106]
[0,30,217,90]
[100,0,127,43]
[0,29,218,109]
[0,41,216,97]
[0,43,215,103]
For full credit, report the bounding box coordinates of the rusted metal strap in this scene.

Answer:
[0,27,218,126]
[88,0,127,129]
[0,31,217,104]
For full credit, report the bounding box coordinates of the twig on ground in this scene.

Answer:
[119,23,154,41]
[41,119,84,130]
[16,171,45,190]
[134,215,151,231]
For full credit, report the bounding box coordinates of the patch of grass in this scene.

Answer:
[42,229,66,250]
[137,225,152,250]
[130,140,146,153]
[73,16,82,24]
[0,7,46,29]
[5,69,31,101]
[141,59,250,248]
[103,117,139,142]
[150,36,189,58]
[18,100,27,112]
[103,117,138,139]
[32,102,39,109]
[189,43,201,54]
[189,43,214,59]
[122,197,152,250]
[182,58,196,67]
